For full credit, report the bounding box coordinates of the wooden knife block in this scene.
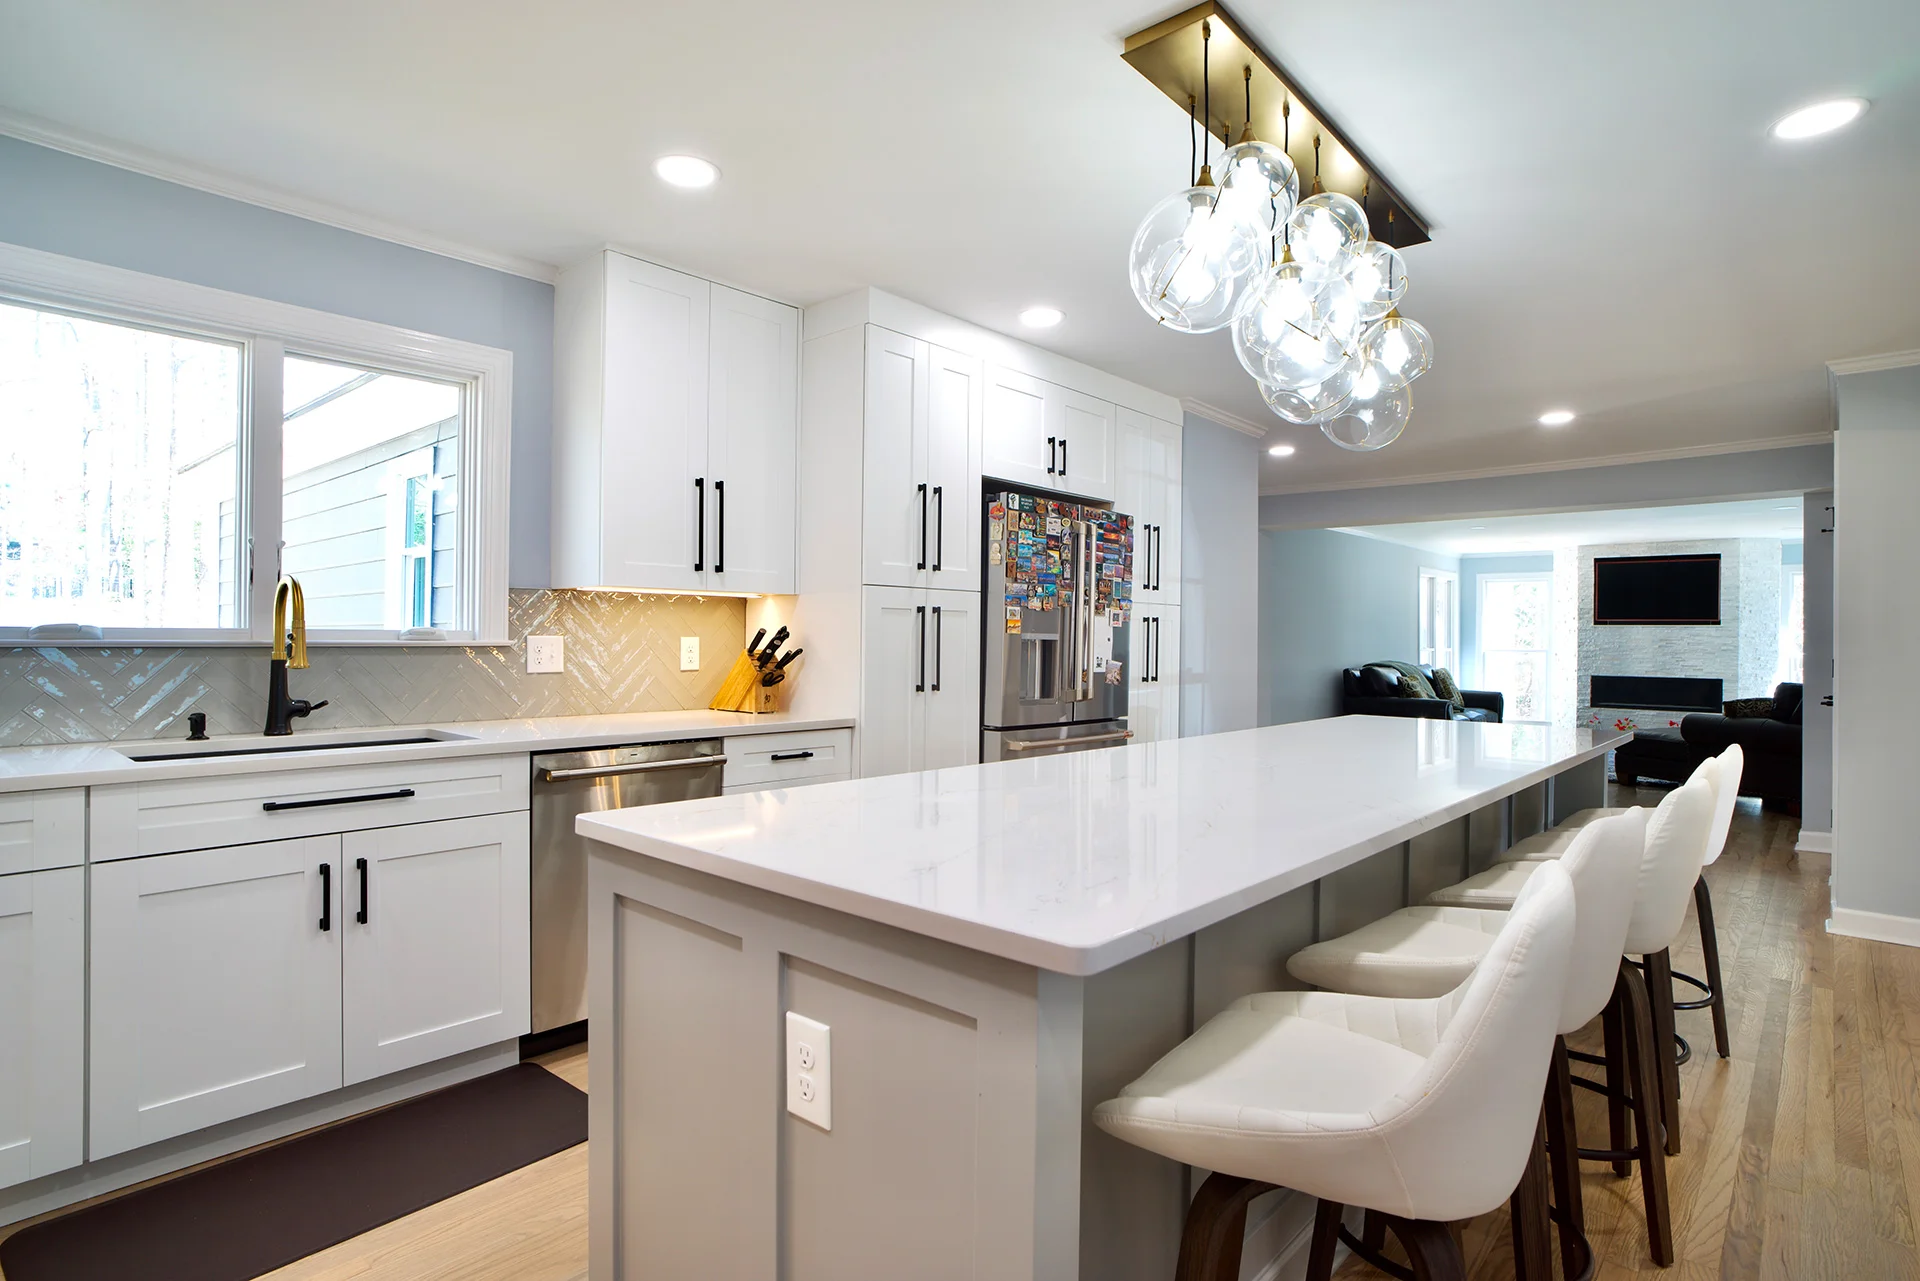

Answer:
[709,650,780,714]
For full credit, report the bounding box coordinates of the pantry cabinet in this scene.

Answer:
[860,326,983,594]
[555,250,799,594]
[1128,604,1182,744]
[859,586,982,776]
[982,367,1116,502]
[1117,407,1183,606]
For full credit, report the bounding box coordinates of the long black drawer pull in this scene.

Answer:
[263,788,416,812]
[356,856,370,925]
[319,863,331,932]
[769,750,815,762]
[694,477,705,571]
[714,479,725,575]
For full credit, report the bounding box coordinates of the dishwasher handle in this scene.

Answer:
[539,756,729,783]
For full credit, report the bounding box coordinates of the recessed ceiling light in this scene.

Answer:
[1537,410,1576,427]
[653,155,719,189]
[1019,306,1063,328]
[1267,444,1296,457]
[1771,98,1867,140]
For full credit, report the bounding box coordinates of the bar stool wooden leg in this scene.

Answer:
[1175,1172,1274,1281]
[1543,1038,1591,1281]
[1385,1216,1470,1281]
[1694,877,1732,1058]
[1304,1199,1344,1281]
[1643,947,1683,1156]
[1621,963,1676,1266]
[1508,1111,1555,1281]
[1601,989,1633,1177]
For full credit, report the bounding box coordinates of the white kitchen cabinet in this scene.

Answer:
[983,366,1115,502]
[0,788,83,876]
[859,586,982,777]
[90,836,344,1159]
[1117,407,1183,606]
[722,728,856,793]
[1128,604,1182,745]
[0,866,84,1190]
[341,813,530,1086]
[860,326,982,593]
[555,250,799,593]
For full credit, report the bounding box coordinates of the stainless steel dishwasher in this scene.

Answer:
[530,738,725,1035]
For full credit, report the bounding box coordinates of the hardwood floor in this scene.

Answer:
[2,792,1901,1281]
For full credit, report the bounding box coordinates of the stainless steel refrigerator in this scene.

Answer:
[981,491,1135,761]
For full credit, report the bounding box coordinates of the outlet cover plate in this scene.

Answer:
[679,636,699,671]
[526,635,564,674]
[785,1011,831,1130]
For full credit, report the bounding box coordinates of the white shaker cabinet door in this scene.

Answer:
[859,586,930,778]
[1117,407,1182,605]
[0,867,84,1190]
[600,253,710,591]
[342,814,531,1086]
[1128,607,1181,744]
[706,284,799,594]
[90,836,343,1159]
[1053,387,1116,502]
[861,326,929,590]
[922,588,983,771]
[924,344,984,594]
[982,365,1055,492]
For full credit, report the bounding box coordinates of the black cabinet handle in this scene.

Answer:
[921,485,936,572]
[1060,437,1069,477]
[355,856,369,925]
[694,477,705,572]
[916,604,927,693]
[932,605,943,692]
[1046,436,1057,475]
[769,750,815,762]
[1144,526,1154,591]
[1156,524,1165,591]
[1154,616,1163,682]
[264,788,416,812]
[917,482,928,570]
[714,479,725,574]
[319,863,331,932]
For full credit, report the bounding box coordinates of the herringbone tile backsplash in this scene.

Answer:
[0,590,747,746]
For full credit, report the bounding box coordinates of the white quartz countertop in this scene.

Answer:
[0,710,855,793]
[580,716,1631,976]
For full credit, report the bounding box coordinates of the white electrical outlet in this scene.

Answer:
[680,636,700,671]
[785,1011,832,1130]
[526,635,565,674]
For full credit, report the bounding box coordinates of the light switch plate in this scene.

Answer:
[785,1011,831,1130]
[679,636,699,671]
[526,635,564,674]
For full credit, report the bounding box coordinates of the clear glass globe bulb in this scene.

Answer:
[1321,361,1412,451]
[1316,277,1369,349]
[1345,241,1409,321]
[1215,140,1300,240]
[1129,185,1267,334]
[1359,315,1434,392]
[1260,356,1358,424]
[1287,191,1369,288]
[1232,260,1321,381]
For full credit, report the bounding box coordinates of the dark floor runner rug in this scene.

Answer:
[0,1062,587,1281]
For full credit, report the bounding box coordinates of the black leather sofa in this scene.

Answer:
[1341,664,1505,722]
[1613,681,1803,811]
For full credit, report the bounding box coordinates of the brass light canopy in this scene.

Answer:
[1123,1,1430,248]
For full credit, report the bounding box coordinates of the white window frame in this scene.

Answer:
[1476,570,1554,724]
[1417,567,1459,673]
[0,242,512,644]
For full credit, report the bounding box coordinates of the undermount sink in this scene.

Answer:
[119,727,476,763]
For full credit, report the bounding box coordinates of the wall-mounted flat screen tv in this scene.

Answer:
[1593,554,1721,625]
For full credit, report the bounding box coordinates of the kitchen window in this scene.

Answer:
[0,244,511,643]
[1417,567,1459,673]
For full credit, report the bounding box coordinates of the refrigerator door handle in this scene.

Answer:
[916,604,927,693]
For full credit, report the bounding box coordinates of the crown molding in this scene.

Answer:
[1827,350,1920,376]
[1179,397,1269,438]
[1259,431,1836,497]
[0,109,559,285]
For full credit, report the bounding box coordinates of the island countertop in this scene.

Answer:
[579,716,1630,976]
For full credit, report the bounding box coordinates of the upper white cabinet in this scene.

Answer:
[0,865,84,1190]
[1117,407,1183,606]
[555,251,799,594]
[983,367,1116,502]
[861,326,983,593]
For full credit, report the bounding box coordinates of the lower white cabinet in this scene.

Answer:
[860,586,982,777]
[721,729,855,794]
[1129,604,1182,745]
[91,813,530,1158]
[342,814,530,1086]
[0,867,85,1189]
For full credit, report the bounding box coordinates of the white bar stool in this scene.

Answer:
[1288,812,1660,1276]
[1093,864,1578,1281]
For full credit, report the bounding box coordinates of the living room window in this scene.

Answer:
[0,245,512,643]
[1478,572,1554,723]
[1418,567,1459,673]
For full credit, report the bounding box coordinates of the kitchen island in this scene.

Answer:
[579,716,1630,1281]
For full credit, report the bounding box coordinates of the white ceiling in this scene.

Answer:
[0,0,1914,494]
[1342,496,1807,556]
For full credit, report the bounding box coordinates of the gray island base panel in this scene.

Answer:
[580,717,1628,1281]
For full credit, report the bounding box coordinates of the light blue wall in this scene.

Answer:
[1258,529,1460,726]
[1782,540,1804,567]
[1178,414,1262,736]
[0,135,556,587]
[1458,553,1555,687]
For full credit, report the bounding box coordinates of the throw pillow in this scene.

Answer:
[1722,697,1774,719]
[1430,668,1467,710]
[1396,673,1426,699]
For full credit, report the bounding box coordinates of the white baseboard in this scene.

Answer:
[1828,907,1920,949]
[1795,828,1833,854]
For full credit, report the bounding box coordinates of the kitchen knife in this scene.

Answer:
[747,627,767,657]
[764,625,790,656]
[773,647,804,670]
